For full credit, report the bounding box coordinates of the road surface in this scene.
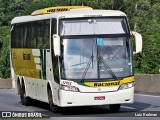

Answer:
[0,89,160,120]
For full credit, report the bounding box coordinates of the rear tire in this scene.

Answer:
[17,80,21,94]
[48,88,59,113]
[20,83,30,106]
[109,104,121,112]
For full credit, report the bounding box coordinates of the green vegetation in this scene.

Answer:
[0,0,160,78]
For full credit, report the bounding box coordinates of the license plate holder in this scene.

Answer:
[94,96,105,100]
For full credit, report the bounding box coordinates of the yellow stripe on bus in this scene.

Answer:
[31,6,92,15]
[83,76,134,88]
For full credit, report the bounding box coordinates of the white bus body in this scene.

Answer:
[11,7,142,112]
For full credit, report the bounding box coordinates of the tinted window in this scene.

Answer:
[11,20,50,48]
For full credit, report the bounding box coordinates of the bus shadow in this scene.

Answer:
[28,99,50,110]
[57,102,152,116]
[27,99,155,116]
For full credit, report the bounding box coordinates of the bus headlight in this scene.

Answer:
[60,85,80,92]
[119,82,134,90]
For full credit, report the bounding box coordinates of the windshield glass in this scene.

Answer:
[60,17,129,36]
[97,37,132,79]
[61,38,98,79]
[60,37,133,81]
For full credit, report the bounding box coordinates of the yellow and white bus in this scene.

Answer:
[11,6,142,112]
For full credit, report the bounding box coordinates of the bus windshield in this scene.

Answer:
[60,37,133,81]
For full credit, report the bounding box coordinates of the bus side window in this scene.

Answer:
[34,20,50,49]
[30,25,36,48]
[11,25,17,48]
[23,24,28,48]
[53,56,59,84]
[42,20,50,48]
[11,24,23,48]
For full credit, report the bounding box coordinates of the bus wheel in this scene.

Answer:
[17,80,21,94]
[20,83,30,106]
[48,89,58,113]
[109,104,121,112]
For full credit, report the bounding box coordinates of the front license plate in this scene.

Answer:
[94,96,105,100]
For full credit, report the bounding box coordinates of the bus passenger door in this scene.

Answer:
[46,49,59,103]
[46,50,52,80]
[51,52,60,104]
[45,49,54,102]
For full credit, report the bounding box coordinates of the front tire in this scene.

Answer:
[109,104,121,112]
[48,89,59,113]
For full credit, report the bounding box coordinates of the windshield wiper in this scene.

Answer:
[81,40,95,82]
[81,55,94,82]
[70,62,87,67]
[98,56,118,80]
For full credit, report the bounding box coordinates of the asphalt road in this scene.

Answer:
[0,89,160,120]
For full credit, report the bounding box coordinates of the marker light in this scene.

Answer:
[119,82,134,90]
[60,85,80,92]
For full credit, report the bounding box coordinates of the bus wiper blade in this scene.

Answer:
[98,56,118,80]
[70,62,87,67]
[81,55,94,82]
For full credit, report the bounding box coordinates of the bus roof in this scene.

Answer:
[11,9,126,24]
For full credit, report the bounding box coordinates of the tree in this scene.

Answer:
[0,26,10,78]
[0,0,160,77]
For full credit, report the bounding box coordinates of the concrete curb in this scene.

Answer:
[0,74,160,94]
[0,79,12,89]
[134,74,160,94]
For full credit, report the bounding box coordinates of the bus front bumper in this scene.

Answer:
[58,87,134,107]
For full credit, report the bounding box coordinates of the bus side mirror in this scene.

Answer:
[132,31,142,54]
[53,34,61,56]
